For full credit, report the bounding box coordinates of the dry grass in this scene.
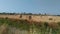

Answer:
[0,15,60,22]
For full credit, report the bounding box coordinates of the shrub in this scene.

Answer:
[5,17,8,19]
[29,15,32,20]
[49,18,53,20]
[20,14,22,18]
[44,22,49,28]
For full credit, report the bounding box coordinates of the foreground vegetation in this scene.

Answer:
[0,18,60,34]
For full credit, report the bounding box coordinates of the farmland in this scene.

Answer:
[0,14,60,34]
[0,17,60,34]
[0,14,60,22]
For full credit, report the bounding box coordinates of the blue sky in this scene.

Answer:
[0,0,60,15]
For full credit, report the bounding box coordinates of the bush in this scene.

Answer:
[49,18,53,20]
[44,22,49,28]
[29,15,32,20]
[20,14,22,18]
[5,17,8,19]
